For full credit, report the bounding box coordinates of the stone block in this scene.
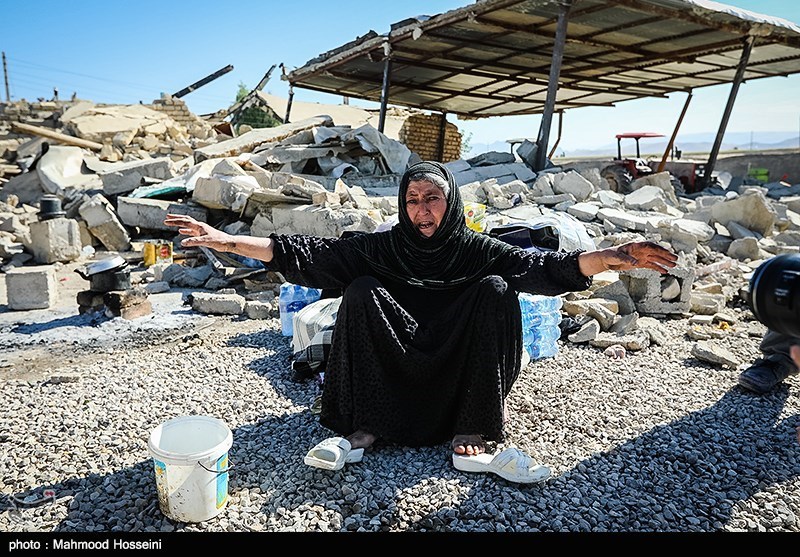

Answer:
[567,202,600,222]
[193,174,259,210]
[554,171,593,202]
[191,292,245,315]
[592,280,636,315]
[116,197,207,231]
[245,300,273,319]
[78,193,131,252]
[29,217,82,264]
[6,265,58,310]
[710,190,777,237]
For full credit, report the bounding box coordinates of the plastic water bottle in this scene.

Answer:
[279,282,321,337]
[519,293,563,360]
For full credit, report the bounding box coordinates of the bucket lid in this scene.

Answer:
[148,415,232,464]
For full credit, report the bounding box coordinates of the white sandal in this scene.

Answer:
[304,436,364,471]
[452,447,551,484]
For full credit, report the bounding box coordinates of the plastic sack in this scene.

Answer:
[489,211,595,253]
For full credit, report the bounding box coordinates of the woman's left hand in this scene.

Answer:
[601,241,678,274]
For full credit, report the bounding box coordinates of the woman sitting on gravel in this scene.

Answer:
[164,161,677,484]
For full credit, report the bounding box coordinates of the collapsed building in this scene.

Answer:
[1,90,799,369]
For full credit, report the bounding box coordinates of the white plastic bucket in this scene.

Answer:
[147,415,233,523]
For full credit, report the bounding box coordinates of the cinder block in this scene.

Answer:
[29,218,82,264]
[619,266,695,315]
[6,265,58,310]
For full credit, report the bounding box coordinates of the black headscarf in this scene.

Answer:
[355,161,516,289]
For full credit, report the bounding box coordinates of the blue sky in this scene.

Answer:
[2,0,799,151]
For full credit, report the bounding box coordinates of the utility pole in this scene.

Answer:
[2,52,10,102]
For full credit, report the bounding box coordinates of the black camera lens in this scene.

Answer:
[749,253,800,338]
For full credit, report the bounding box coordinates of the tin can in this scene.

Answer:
[143,240,173,267]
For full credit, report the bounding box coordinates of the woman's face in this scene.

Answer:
[405,180,447,238]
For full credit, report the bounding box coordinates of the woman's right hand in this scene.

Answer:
[164,213,233,252]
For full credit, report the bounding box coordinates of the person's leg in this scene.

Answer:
[319,275,419,446]
[738,329,800,393]
[346,430,377,450]
[449,275,522,454]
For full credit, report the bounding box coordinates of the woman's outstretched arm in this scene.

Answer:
[164,213,275,263]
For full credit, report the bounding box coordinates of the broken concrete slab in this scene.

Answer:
[589,331,650,351]
[689,292,727,315]
[636,316,669,346]
[589,280,637,315]
[340,124,412,176]
[595,207,664,232]
[726,220,761,240]
[563,298,620,317]
[245,300,273,319]
[78,193,131,252]
[592,190,625,208]
[0,168,45,206]
[267,204,381,237]
[652,218,715,254]
[36,145,101,196]
[553,171,593,202]
[193,174,260,211]
[566,202,600,222]
[624,186,669,213]
[116,197,207,231]
[64,103,172,143]
[691,340,741,369]
[710,189,777,237]
[99,157,175,196]
[567,319,600,343]
[609,312,639,335]
[727,237,764,261]
[194,116,334,163]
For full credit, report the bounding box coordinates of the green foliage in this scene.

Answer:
[460,131,473,158]
[235,106,282,133]
[235,81,249,103]
[232,81,281,133]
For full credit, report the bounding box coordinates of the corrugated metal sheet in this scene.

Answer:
[284,0,800,118]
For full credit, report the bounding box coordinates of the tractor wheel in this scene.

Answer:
[601,165,633,194]
[670,175,686,197]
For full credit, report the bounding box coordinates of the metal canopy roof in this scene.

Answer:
[284,0,800,119]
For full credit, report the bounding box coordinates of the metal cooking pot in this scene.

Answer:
[75,255,127,280]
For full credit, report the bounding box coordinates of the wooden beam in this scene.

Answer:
[11,122,103,151]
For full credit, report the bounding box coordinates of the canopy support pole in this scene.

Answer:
[534,0,573,171]
[701,35,755,187]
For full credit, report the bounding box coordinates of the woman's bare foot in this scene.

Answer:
[452,434,486,455]
[346,430,377,450]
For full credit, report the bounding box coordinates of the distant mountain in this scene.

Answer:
[463,132,799,159]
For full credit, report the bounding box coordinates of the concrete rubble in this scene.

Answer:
[2,94,800,372]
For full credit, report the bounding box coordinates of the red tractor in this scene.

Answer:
[600,132,664,194]
[600,132,710,195]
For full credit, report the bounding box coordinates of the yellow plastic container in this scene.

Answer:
[143,240,173,267]
[464,203,486,233]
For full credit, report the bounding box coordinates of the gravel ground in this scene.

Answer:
[1,272,799,534]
